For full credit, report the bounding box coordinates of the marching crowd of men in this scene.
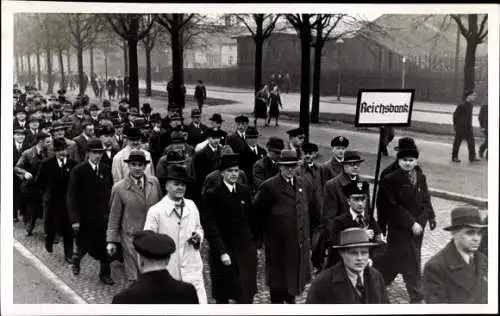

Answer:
[12,84,487,304]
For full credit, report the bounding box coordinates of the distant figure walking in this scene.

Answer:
[267,85,283,127]
[284,72,291,94]
[452,90,480,163]
[254,84,269,127]
[194,80,207,112]
[478,103,488,159]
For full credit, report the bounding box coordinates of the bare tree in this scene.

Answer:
[450,14,487,95]
[141,20,164,97]
[67,13,102,95]
[156,13,196,109]
[106,14,156,107]
[36,13,57,94]
[233,14,281,95]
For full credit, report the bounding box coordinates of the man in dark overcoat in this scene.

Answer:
[67,102,86,140]
[36,139,78,263]
[14,128,30,222]
[452,90,480,163]
[423,206,487,304]
[99,125,120,167]
[318,136,348,190]
[13,107,29,130]
[226,115,249,154]
[203,153,258,304]
[306,228,389,304]
[252,137,284,190]
[286,127,305,159]
[377,146,437,303]
[67,138,115,285]
[112,230,199,304]
[253,149,319,303]
[186,108,208,147]
[238,126,266,191]
[24,116,41,148]
[194,80,207,112]
[72,121,95,163]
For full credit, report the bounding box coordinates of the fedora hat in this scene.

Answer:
[165,150,188,165]
[286,127,305,138]
[141,103,152,113]
[87,138,104,152]
[235,115,249,123]
[191,108,202,117]
[52,138,68,152]
[125,127,141,141]
[342,151,365,164]
[124,150,150,164]
[333,228,380,249]
[209,113,224,123]
[165,165,193,183]
[277,149,300,165]
[245,126,260,138]
[217,153,240,171]
[394,137,417,152]
[397,148,419,160]
[301,142,319,154]
[443,206,487,231]
[266,137,285,153]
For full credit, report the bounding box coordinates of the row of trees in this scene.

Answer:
[14,13,487,141]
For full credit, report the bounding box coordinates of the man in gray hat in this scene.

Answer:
[112,230,199,304]
[423,206,487,303]
[306,228,388,304]
[107,151,163,282]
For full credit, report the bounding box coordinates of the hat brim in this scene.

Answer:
[443,223,488,231]
[277,160,300,165]
[124,159,151,164]
[166,160,188,165]
[332,241,380,249]
[342,159,365,164]
[163,176,193,183]
[88,148,104,152]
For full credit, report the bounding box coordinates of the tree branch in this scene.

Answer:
[235,14,256,38]
[478,14,488,38]
[450,14,470,39]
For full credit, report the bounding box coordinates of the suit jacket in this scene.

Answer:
[25,128,39,148]
[318,156,344,190]
[423,240,487,304]
[226,131,246,154]
[186,122,208,147]
[100,146,120,167]
[306,261,389,304]
[239,144,266,190]
[252,156,279,190]
[67,115,86,139]
[72,134,90,163]
[13,119,28,131]
[112,270,199,304]
[192,144,220,190]
[14,146,50,196]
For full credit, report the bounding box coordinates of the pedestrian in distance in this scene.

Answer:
[111,230,199,304]
[478,103,488,160]
[423,206,487,304]
[254,84,269,127]
[267,85,283,127]
[194,80,207,112]
[306,228,389,304]
[452,90,480,163]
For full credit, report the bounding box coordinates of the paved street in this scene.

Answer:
[13,197,486,304]
[139,80,481,127]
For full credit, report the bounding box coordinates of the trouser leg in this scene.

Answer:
[465,130,477,160]
[269,288,286,304]
[62,227,74,259]
[479,131,487,157]
[452,132,464,159]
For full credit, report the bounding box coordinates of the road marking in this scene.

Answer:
[13,240,87,304]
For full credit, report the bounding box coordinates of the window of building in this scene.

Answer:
[228,56,233,65]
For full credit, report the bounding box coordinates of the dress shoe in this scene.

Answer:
[469,158,481,163]
[451,157,461,163]
[45,240,53,253]
[99,274,115,285]
[72,259,81,275]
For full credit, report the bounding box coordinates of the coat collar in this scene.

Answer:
[339,172,357,186]
[160,195,191,219]
[443,240,486,292]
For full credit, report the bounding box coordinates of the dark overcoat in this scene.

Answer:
[252,156,279,190]
[100,146,119,168]
[72,134,89,163]
[202,169,248,198]
[239,144,266,190]
[253,175,318,296]
[226,131,246,154]
[192,145,220,202]
[203,182,258,302]
[423,240,487,304]
[24,129,38,148]
[318,157,343,190]
[36,156,78,235]
[67,161,113,261]
[186,122,208,147]
[306,261,389,304]
[377,168,435,273]
[112,270,199,304]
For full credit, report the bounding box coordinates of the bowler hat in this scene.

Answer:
[102,100,111,107]
[277,149,300,165]
[333,228,380,249]
[235,115,249,123]
[141,103,152,113]
[331,136,349,148]
[125,127,141,141]
[209,113,224,123]
[165,151,188,165]
[89,104,99,111]
[86,138,104,152]
[150,113,162,123]
[133,230,176,259]
[217,153,240,171]
[443,206,487,231]
[124,150,150,164]
[14,128,27,135]
[51,121,66,132]
[343,180,370,197]
[397,148,419,160]
[206,128,223,138]
[98,125,115,137]
[36,132,51,142]
[165,165,193,183]
[245,126,260,138]
[14,107,28,116]
[301,142,319,154]
[191,108,201,117]
[342,151,365,164]
[394,137,417,152]
[286,127,304,138]
[266,137,285,153]
[52,138,68,151]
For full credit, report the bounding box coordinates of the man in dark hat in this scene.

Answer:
[156,150,191,195]
[72,121,95,163]
[252,136,284,190]
[306,228,388,304]
[239,126,266,190]
[319,136,349,190]
[186,108,208,147]
[14,106,29,130]
[13,128,29,223]
[377,145,436,303]
[14,132,52,235]
[67,101,86,139]
[98,125,120,167]
[148,113,166,167]
[203,152,258,304]
[226,115,249,154]
[57,88,67,104]
[67,138,115,285]
[159,112,187,150]
[51,121,78,162]
[41,107,54,125]
[113,119,126,149]
[107,151,162,283]
[141,103,152,122]
[36,138,78,263]
[52,102,64,121]
[194,80,207,112]
[286,127,305,158]
[452,90,480,163]
[253,149,319,303]
[208,113,227,144]
[111,230,199,304]
[423,206,487,303]
[88,104,101,127]
[25,116,41,147]
[144,165,207,303]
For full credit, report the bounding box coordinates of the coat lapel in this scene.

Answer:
[278,175,295,198]
[444,241,479,294]
[126,177,146,204]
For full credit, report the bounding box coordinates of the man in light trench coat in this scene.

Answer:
[106,150,163,282]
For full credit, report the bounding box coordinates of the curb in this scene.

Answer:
[13,240,88,304]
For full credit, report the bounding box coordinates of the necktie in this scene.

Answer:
[253,147,258,156]
[95,166,99,176]
[356,214,365,228]
[138,179,143,191]
[356,274,365,297]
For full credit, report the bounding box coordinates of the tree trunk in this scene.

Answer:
[299,15,312,141]
[58,48,66,90]
[67,48,72,75]
[27,54,32,78]
[36,47,42,90]
[77,45,85,95]
[145,46,152,97]
[104,50,108,81]
[254,38,264,113]
[123,40,129,75]
[15,54,20,82]
[463,38,477,95]
[128,39,140,107]
[46,49,54,94]
[311,26,323,123]
[171,21,183,110]
[179,28,185,109]
[90,45,95,77]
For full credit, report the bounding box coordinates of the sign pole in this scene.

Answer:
[371,126,384,214]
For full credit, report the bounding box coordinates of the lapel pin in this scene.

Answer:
[298,188,303,192]
[241,200,245,204]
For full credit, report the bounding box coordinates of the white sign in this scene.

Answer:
[355,89,414,127]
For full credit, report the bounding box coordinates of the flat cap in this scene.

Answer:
[133,230,176,259]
